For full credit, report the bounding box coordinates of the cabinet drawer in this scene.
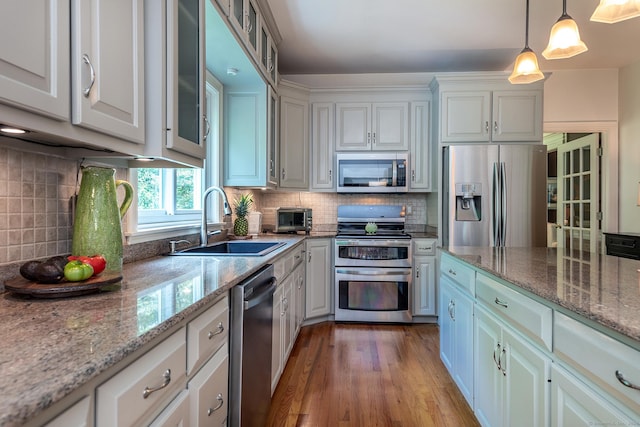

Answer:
[96,328,187,427]
[440,253,475,295]
[187,295,229,375]
[476,273,552,351]
[413,239,436,256]
[554,312,640,415]
[188,343,229,427]
[44,396,91,427]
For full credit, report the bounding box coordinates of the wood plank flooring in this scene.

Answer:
[267,322,479,427]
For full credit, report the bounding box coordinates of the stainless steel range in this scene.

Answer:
[334,205,412,323]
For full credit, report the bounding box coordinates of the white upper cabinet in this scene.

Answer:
[229,0,259,60]
[311,102,335,191]
[279,94,309,190]
[0,0,70,121]
[409,101,432,191]
[433,74,543,144]
[224,85,276,187]
[165,0,206,159]
[335,102,409,151]
[144,0,206,166]
[71,0,145,144]
[259,22,278,87]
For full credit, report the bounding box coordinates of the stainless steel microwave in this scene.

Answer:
[336,152,409,193]
[275,208,312,233]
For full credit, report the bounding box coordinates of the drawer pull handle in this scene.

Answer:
[615,370,640,391]
[207,393,225,416]
[501,347,507,376]
[82,54,96,97]
[494,297,508,308]
[448,269,457,276]
[493,343,502,371]
[448,300,455,321]
[208,322,225,339]
[142,369,171,399]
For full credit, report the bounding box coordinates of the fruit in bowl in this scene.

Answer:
[19,254,107,283]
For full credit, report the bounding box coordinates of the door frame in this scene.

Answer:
[544,121,619,238]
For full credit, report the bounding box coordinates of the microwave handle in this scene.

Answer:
[392,160,397,187]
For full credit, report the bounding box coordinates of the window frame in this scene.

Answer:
[125,71,224,243]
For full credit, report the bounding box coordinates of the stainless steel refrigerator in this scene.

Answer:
[442,144,547,247]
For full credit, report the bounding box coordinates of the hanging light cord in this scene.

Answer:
[524,0,531,48]
[561,0,570,19]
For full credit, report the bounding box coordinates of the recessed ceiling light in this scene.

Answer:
[0,126,27,134]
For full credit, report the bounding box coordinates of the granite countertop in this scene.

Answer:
[0,235,304,427]
[443,246,640,346]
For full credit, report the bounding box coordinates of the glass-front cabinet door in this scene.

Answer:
[166,0,206,159]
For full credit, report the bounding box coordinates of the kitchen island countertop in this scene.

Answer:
[0,235,304,427]
[443,246,640,347]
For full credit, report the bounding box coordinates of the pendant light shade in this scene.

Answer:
[542,0,588,59]
[591,0,640,23]
[509,0,544,84]
[509,48,545,84]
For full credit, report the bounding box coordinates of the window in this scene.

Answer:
[133,73,223,232]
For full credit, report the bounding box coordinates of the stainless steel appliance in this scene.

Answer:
[334,205,412,323]
[442,144,547,247]
[274,207,312,234]
[336,152,408,193]
[230,264,277,427]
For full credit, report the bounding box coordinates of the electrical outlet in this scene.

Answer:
[406,206,412,215]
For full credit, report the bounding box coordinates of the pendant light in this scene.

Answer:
[591,0,640,23]
[542,0,588,59]
[509,0,544,84]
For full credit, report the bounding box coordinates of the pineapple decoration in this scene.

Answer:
[233,193,253,236]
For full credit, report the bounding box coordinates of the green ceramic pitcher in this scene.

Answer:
[72,166,134,272]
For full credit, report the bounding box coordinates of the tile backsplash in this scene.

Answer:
[253,190,437,233]
[0,144,438,277]
[0,147,77,265]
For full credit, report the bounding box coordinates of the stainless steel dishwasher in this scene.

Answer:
[229,264,276,427]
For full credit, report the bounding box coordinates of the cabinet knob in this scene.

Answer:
[485,121,489,133]
[494,121,498,133]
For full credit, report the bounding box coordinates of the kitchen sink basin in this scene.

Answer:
[171,241,286,257]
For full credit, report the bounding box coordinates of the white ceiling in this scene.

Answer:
[265,0,640,75]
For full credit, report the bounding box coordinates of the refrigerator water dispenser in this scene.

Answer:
[455,183,482,221]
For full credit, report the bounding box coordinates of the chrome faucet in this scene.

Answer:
[201,186,232,246]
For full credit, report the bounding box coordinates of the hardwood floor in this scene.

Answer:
[267,322,479,427]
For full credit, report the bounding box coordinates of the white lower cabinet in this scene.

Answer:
[44,396,91,427]
[96,328,187,427]
[293,261,305,336]
[551,364,636,427]
[271,280,283,393]
[271,272,294,394]
[413,256,436,315]
[271,243,306,394]
[148,389,190,427]
[305,238,333,319]
[187,343,229,427]
[474,305,551,427]
[439,275,474,407]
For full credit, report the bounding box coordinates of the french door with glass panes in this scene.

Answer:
[557,134,600,252]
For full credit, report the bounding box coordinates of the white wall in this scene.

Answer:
[543,69,618,123]
[619,61,640,232]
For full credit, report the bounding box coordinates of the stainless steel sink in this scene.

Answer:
[171,241,286,257]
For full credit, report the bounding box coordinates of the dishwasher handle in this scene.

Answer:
[244,278,277,310]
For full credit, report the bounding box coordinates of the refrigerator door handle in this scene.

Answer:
[492,162,500,247]
[500,162,507,247]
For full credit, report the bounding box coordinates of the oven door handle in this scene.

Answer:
[336,269,411,276]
